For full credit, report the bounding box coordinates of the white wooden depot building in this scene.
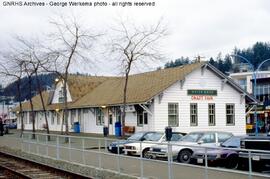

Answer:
[16,62,256,135]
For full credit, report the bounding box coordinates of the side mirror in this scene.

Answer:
[197,140,204,145]
[141,137,146,141]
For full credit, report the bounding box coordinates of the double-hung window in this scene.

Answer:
[226,104,235,125]
[190,103,198,126]
[168,103,179,127]
[58,87,65,103]
[137,111,148,126]
[96,108,104,126]
[208,104,215,126]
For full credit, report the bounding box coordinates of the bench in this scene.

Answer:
[123,126,135,135]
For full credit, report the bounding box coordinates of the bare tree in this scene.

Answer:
[42,15,101,140]
[17,37,52,141]
[110,19,167,136]
[4,37,52,140]
[0,53,25,137]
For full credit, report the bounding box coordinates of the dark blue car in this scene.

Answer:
[192,136,245,169]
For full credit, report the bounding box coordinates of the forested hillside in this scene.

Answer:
[165,42,270,73]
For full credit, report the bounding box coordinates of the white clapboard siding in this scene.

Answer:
[153,67,246,135]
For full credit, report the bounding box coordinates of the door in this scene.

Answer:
[109,114,113,135]
[198,133,217,147]
[142,112,149,131]
[80,109,89,133]
[137,111,149,131]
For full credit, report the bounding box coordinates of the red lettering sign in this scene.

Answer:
[191,95,213,100]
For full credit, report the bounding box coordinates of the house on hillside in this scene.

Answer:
[15,62,256,135]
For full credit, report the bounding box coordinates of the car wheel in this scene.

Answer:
[226,155,238,169]
[177,150,192,163]
[142,148,150,158]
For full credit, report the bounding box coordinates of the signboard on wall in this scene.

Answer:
[187,89,217,96]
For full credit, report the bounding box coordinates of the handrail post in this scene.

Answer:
[204,147,208,179]
[168,142,172,179]
[36,134,39,155]
[56,135,59,160]
[140,141,144,179]
[98,139,101,169]
[69,137,71,161]
[82,138,86,165]
[46,134,48,157]
[21,133,24,152]
[248,151,252,179]
[28,133,31,153]
[117,140,120,174]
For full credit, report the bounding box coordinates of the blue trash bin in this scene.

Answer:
[74,122,80,133]
[115,122,121,137]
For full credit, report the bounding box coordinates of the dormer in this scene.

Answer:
[51,79,72,104]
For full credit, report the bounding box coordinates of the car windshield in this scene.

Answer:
[127,132,146,141]
[181,133,204,142]
[143,132,163,141]
[171,133,183,141]
[221,136,242,148]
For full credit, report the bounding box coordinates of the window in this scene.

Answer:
[51,111,55,125]
[190,103,198,126]
[168,103,179,127]
[200,133,216,143]
[78,109,81,124]
[226,104,235,125]
[217,132,233,143]
[58,87,64,103]
[109,114,113,125]
[144,112,148,124]
[29,112,34,124]
[96,108,104,126]
[116,108,121,122]
[57,112,60,125]
[137,111,148,126]
[208,104,215,126]
[23,112,27,124]
[70,109,76,126]
[137,112,143,126]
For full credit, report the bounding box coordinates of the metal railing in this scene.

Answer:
[16,132,270,179]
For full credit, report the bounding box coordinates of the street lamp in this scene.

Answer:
[231,54,270,135]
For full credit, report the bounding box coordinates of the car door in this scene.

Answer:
[199,132,217,147]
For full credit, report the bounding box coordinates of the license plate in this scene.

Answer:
[124,151,127,155]
[252,156,260,161]
[109,146,112,150]
[197,158,204,163]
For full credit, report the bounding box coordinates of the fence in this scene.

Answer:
[19,132,270,179]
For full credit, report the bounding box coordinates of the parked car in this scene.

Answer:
[7,122,17,129]
[108,131,161,154]
[123,132,184,157]
[2,124,9,134]
[238,135,270,171]
[148,131,233,164]
[192,136,245,169]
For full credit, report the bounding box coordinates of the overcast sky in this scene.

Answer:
[1,0,270,76]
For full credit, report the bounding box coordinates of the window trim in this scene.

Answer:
[226,103,235,126]
[137,111,148,127]
[168,103,179,127]
[95,108,104,126]
[208,103,215,126]
[190,103,198,126]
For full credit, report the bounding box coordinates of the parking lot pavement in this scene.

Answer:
[0,132,269,179]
